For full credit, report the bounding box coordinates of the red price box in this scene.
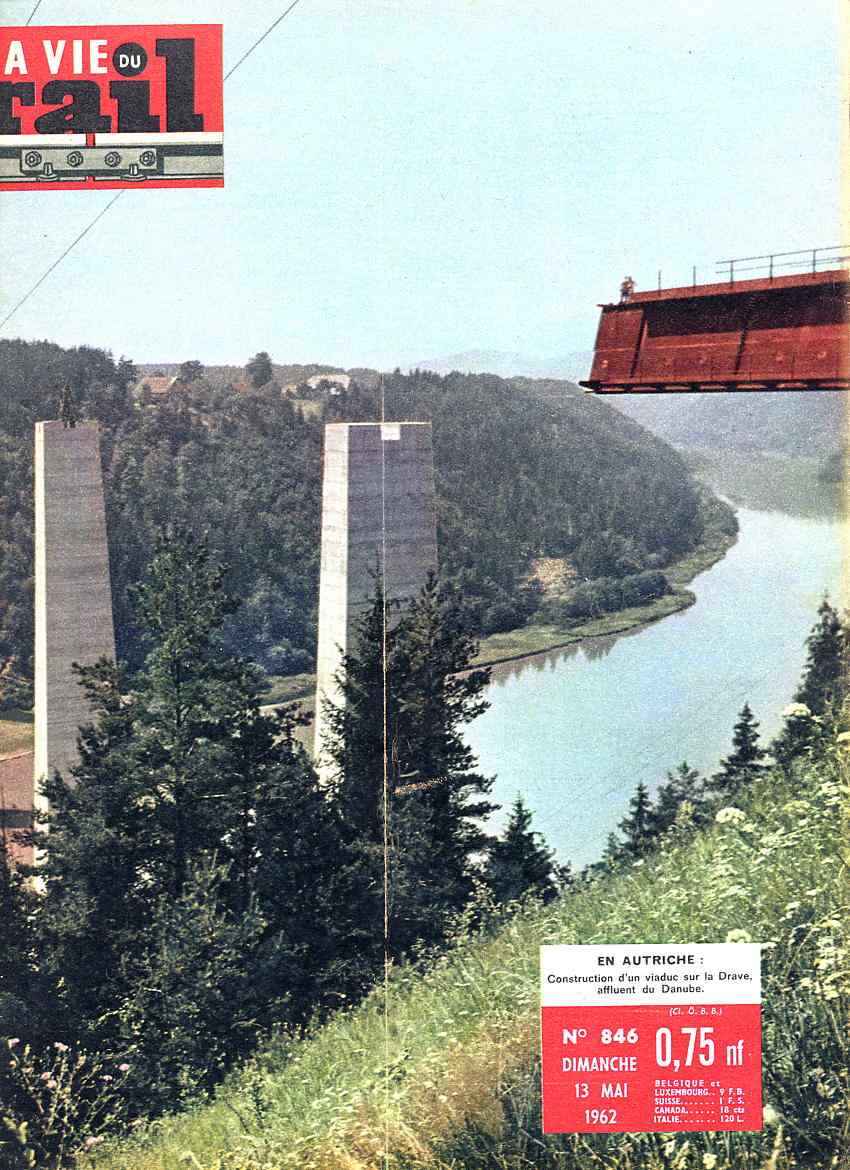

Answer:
[541,945,762,1134]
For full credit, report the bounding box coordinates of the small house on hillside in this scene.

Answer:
[133,374,180,403]
[284,372,352,398]
[307,373,350,394]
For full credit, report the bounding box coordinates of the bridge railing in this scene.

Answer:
[714,246,850,284]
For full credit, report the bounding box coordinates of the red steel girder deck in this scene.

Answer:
[581,268,849,394]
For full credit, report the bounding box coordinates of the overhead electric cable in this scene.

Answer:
[0,0,304,333]
[0,193,124,333]
[224,0,303,79]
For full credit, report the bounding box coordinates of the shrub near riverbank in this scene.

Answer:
[86,731,849,1170]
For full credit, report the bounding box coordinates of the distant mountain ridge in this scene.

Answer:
[609,392,844,457]
[408,351,843,456]
[411,349,593,383]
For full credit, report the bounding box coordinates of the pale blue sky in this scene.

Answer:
[0,0,840,370]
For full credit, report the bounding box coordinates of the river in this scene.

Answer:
[464,464,844,869]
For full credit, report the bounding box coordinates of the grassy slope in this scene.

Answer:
[90,740,849,1170]
[0,711,33,757]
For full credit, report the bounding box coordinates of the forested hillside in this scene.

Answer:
[0,340,717,691]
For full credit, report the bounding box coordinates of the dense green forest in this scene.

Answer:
[0,339,722,693]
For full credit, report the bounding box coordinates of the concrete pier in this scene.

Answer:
[33,422,116,816]
[313,422,437,775]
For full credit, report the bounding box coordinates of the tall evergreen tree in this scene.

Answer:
[708,703,766,797]
[773,601,847,768]
[651,761,705,835]
[324,575,496,957]
[601,831,624,868]
[246,351,274,388]
[322,584,389,844]
[618,781,654,859]
[115,861,268,1114]
[37,658,145,1033]
[222,703,379,1017]
[484,795,560,905]
[795,597,847,717]
[390,575,495,950]
[38,530,358,1076]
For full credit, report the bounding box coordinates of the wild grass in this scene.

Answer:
[0,710,33,757]
[88,736,849,1170]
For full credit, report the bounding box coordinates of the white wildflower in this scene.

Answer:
[715,807,746,825]
[763,1103,780,1127]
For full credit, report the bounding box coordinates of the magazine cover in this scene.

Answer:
[0,2,847,1168]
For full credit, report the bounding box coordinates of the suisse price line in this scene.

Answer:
[540,944,763,1134]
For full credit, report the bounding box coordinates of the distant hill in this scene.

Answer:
[408,352,844,457]
[411,350,552,379]
[411,349,594,383]
[608,391,844,456]
[137,361,348,387]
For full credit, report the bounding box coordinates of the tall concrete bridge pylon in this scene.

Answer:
[313,421,437,779]
[33,421,116,818]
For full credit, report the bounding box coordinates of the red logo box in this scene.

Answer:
[0,24,223,190]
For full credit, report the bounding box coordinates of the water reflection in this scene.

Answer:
[488,607,669,687]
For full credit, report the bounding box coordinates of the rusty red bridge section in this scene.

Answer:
[581,265,849,394]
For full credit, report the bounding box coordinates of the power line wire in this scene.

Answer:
[0,192,124,333]
[224,0,303,80]
[0,1,304,334]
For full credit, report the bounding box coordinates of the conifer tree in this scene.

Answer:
[115,861,267,1114]
[322,584,389,843]
[390,574,495,949]
[39,530,356,1067]
[601,831,624,867]
[37,658,145,1032]
[795,597,847,717]
[618,781,654,858]
[226,704,380,1016]
[772,601,847,767]
[651,761,705,835]
[324,575,495,957]
[484,795,560,905]
[708,703,766,798]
